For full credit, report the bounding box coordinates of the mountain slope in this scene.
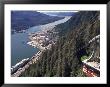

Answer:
[11,11,64,34]
[20,11,100,77]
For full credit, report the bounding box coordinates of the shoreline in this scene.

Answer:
[11,28,53,77]
[11,26,54,77]
[11,16,70,77]
[11,50,43,77]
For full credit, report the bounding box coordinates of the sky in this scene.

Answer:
[37,11,79,16]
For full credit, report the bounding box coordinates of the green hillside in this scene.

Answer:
[20,11,100,77]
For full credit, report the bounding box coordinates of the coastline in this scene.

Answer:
[11,50,43,77]
[11,16,71,77]
[11,25,54,77]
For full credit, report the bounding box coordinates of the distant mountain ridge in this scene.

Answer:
[11,11,64,34]
[41,12,75,16]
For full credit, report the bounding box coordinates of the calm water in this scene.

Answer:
[11,30,39,66]
[11,16,71,66]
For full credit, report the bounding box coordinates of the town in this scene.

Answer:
[11,30,58,77]
[27,30,58,50]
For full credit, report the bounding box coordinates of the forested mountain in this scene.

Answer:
[11,11,64,34]
[20,11,100,77]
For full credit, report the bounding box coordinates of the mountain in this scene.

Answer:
[54,11,99,36]
[11,11,64,34]
[20,11,100,77]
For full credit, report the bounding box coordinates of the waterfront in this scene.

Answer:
[11,29,40,66]
[11,16,71,67]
